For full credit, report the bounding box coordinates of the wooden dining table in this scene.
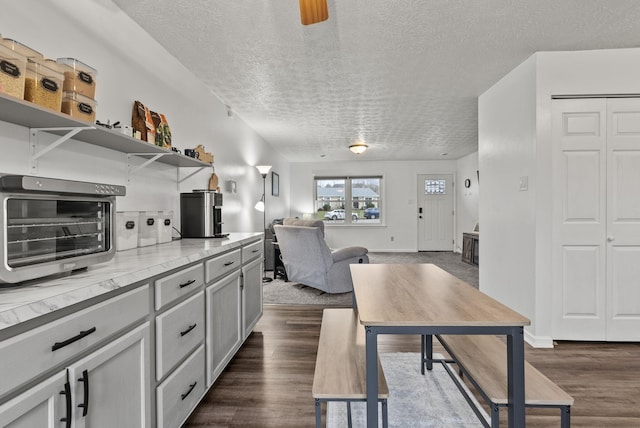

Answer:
[350,263,531,428]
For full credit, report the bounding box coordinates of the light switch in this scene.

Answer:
[519,176,528,191]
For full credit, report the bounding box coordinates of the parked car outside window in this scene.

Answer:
[363,207,380,219]
[324,209,358,221]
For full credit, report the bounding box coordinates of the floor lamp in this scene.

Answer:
[255,165,273,283]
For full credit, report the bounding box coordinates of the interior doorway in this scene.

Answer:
[417,174,454,251]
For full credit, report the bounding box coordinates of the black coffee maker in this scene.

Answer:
[180,190,227,238]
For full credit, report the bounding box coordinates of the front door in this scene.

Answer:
[417,174,454,251]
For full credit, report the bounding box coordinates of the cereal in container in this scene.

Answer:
[57,58,97,99]
[0,43,27,99]
[24,59,64,111]
[61,91,97,123]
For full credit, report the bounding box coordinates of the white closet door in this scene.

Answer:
[552,98,640,341]
[606,98,640,341]
[551,98,607,340]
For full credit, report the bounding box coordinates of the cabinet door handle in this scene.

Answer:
[59,370,72,428]
[252,249,259,253]
[180,323,197,337]
[179,279,196,289]
[181,381,197,400]
[77,369,90,417]
[224,261,235,266]
[52,327,97,352]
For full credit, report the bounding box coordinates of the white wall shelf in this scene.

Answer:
[0,92,212,169]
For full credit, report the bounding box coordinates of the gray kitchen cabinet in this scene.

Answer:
[205,270,243,386]
[0,371,67,427]
[242,257,263,339]
[68,323,151,428]
[0,235,263,428]
[0,319,150,428]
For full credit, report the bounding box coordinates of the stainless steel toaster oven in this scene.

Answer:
[0,174,125,284]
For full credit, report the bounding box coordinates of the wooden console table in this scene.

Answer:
[462,232,479,265]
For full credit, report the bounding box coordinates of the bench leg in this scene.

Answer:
[561,406,571,428]
[347,402,353,428]
[382,399,388,428]
[315,399,321,428]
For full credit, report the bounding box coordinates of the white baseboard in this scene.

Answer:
[524,329,554,348]
[368,249,418,253]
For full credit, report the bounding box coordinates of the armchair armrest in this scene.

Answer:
[331,246,368,263]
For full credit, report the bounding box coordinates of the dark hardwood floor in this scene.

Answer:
[185,305,640,427]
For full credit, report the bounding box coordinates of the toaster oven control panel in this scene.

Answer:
[0,175,126,196]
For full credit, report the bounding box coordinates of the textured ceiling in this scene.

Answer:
[112,0,640,162]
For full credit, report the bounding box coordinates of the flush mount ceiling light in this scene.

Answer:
[349,142,368,155]
[299,0,328,25]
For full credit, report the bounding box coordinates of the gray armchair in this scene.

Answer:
[273,219,369,294]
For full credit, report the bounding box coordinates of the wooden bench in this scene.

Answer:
[421,334,574,428]
[312,308,389,428]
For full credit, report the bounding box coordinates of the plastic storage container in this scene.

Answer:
[24,59,63,111]
[138,211,158,247]
[57,58,97,99]
[156,211,174,244]
[61,91,97,123]
[116,211,139,251]
[0,44,27,99]
[0,39,43,61]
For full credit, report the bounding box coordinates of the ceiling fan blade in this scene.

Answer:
[299,0,329,25]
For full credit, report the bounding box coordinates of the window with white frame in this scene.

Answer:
[314,176,382,224]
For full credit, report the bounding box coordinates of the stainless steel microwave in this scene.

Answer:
[0,175,125,284]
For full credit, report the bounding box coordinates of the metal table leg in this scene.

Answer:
[507,326,526,428]
[365,327,378,428]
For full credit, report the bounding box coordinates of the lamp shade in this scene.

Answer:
[254,200,265,212]
[256,165,272,176]
[299,0,328,25]
[349,143,368,155]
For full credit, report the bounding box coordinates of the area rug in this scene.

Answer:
[326,353,486,427]
[263,252,478,306]
[262,281,352,306]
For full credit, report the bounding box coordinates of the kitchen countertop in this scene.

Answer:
[0,233,262,332]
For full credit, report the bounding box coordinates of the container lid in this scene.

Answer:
[0,43,27,62]
[57,57,97,75]
[0,39,43,60]
[44,58,62,72]
[26,58,63,79]
[62,91,97,105]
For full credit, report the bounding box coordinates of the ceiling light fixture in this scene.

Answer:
[299,0,328,25]
[349,142,368,155]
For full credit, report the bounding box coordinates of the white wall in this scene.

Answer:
[479,47,640,347]
[0,0,289,234]
[478,55,538,332]
[455,152,479,252]
[289,159,459,251]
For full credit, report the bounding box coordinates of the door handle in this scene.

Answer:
[77,369,89,417]
[180,323,197,337]
[607,236,614,242]
[59,370,72,428]
[52,327,97,352]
